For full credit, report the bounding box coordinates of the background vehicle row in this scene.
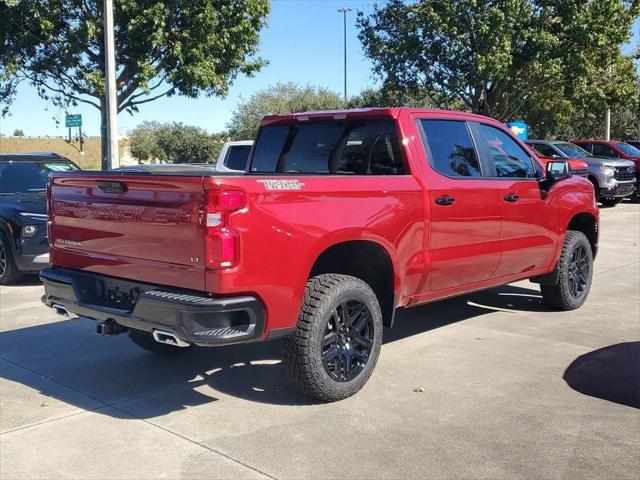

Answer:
[527,140,637,206]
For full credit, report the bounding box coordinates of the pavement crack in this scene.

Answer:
[108,404,280,480]
[595,260,640,276]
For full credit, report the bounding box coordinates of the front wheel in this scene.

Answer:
[540,230,593,310]
[283,274,383,402]
[600,197,623,207]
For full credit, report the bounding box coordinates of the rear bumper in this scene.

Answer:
[40,267,265,347]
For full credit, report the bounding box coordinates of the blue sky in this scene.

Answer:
[0,1,638,138]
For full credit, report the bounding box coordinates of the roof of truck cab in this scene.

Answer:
[261,107,500,125]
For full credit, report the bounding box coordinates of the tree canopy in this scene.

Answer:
[357,0,639,135]
[0,0,269,168]
[129,121,224,164]
[226,82,344,140]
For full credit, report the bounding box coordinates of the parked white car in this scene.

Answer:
[214,140,253,172]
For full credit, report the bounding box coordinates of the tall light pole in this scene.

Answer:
[604,64,616,142]
[338,7,352,104]
[104,0,119,169]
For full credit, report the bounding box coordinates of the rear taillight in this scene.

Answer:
[204,190,244,269]
[46,181,53,246]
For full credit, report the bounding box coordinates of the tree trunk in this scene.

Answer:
[100,99,109,171]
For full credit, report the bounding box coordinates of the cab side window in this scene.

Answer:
[420,120,482,177]
[530,143,557,158]
[580,143,594,154]
[477,124,537,178]
[592,144,616,157]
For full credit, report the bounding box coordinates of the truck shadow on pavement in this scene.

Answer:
[0,284,553,419]
[563,342,640,409]
[10,275,42,287]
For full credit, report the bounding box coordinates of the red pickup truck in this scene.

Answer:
[41,108,599,401]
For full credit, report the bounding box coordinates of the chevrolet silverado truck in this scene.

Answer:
[40,108,599,402]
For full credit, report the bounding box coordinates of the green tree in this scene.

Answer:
[129,121,220,164]
[227,82,344,140]
[526,55,639,139]
[357,0,639,124]
[12,128,24,137]
[0,0,269,169]
[128,121,163,163]
[348,87,434,108]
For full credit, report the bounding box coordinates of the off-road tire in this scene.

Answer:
[282,274,383,402]
[540,230,593,310]
[128,329,191,354]
[0,232,23,285]
[600,197,623,207]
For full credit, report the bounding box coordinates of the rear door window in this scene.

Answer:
[419,120,482,177]
[250,120,405,175]
[476,124,538,178]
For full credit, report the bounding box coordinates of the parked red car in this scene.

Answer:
[572,140,640,201]
[41,108,599,401]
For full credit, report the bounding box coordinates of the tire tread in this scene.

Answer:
[540,230,593,310]
[283,274,382,402]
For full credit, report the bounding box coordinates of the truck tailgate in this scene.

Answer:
[49,173,206,291]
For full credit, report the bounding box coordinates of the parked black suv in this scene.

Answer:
[0,153,79,283]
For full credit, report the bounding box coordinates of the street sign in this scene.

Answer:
[65,114,82,128]
[507,121,528,141]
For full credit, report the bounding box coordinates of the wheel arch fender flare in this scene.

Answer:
[295,230,401,326]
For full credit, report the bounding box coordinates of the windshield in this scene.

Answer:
[616,143,640,156]
[554,142,590,158]
[0,161,78,194]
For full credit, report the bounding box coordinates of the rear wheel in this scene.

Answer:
[128,329,191,354]
[0,233,22,285]
[600,197,623,207]
[283,274,383,402]
[540,230,593,310]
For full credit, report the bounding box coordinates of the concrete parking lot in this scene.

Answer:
[0,204,638,480]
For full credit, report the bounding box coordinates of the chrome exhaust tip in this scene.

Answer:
[52,304,74,317]
[152,329,190,348]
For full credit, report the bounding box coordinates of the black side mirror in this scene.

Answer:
[546,161,571,181]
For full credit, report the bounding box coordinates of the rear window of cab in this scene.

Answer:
[250,120,406,175]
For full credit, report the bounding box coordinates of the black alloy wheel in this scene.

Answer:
[322,300,374,382]
[567,245,590,299]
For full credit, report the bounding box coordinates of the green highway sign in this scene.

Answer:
[65,114,82,127]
